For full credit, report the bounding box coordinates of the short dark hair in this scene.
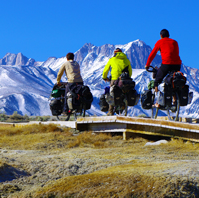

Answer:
[66,53,74,60]
[160,29,170,38]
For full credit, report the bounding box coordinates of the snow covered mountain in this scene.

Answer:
[0,40,199,118]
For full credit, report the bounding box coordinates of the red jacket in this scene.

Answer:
[146,37,182,66]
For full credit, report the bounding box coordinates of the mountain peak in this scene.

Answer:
[0,52,35,66]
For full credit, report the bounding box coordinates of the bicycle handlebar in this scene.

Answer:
[146,66,157,73]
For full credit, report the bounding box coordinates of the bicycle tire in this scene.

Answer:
[123,104,128,116]
[82,109,86,117]
[65,114,70,121]
[123,97,128,116]
[167,92,180,121]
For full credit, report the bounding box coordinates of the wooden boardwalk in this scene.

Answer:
[2,116,199,142]
[76,116,199,142]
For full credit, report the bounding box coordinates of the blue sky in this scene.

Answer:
[0,0,199,69]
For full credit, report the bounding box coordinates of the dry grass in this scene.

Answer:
[33,164,198,198]
[0,124,121,150]
[0,124,73,150]
[31,137,199,198]
[1,123,199,197]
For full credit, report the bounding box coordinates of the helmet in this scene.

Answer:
[114,48,122,53]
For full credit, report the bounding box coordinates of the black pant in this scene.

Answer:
[154,64,181,87]
[63,82,84,112]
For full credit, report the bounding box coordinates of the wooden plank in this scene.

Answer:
[76,116,199,142]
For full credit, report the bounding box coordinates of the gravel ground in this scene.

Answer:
[1,136,199,197]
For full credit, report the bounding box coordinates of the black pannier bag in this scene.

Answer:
[50,84,65,116]
[158,84,172,107]
[99,94,109,112]
[69,84,93,110]
[51,84,65,98]
[165,71,186,89]
[118,66,135,92]
[126,89,140,106]
[141,90,152,109]
[118,71,135,92]
[188,92,193,105]
[172,71,186,89]
[69,83,83,109]
[178,85,189,106]
[113,85,123,106]
[81,85,93,110]
[164,83,172,106]
[50,99,63,116]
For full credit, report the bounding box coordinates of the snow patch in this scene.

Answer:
[145,140,168,146]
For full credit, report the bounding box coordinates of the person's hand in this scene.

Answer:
[57,82,62,86]
[145,65,149,69]
[103,78,109,82]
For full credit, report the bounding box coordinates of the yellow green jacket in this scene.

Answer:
[102,52,132,80]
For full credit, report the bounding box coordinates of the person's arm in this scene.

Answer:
[102,59,111,80]
[128,60,132,77]
[57,63,66,84]
[145,42,160,68]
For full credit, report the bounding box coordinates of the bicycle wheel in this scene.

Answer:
[82,109,86,117]
[115,101,128,116]
[151,93,158,119]
[65,114,71,121]
[167,92,180,121]
[123,104,128,116]
[122,98,128,116]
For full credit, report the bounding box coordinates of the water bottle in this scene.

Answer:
[67,92,73,110]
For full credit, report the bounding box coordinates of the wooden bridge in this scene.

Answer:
[10,116,199,142]
[76,116,199,142]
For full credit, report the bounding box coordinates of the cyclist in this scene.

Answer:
[57,52,83,115]
[102,48,132,115]
[145,29,182,107]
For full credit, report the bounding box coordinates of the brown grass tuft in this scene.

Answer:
[33,168,198,198]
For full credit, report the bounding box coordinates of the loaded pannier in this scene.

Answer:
[50,84,65,116]
[141,90,153,109]
[68,83,83,109]
[165,71,186,90]
[51,84,65,98]
[99,94,109,112]
[178,85,189,106]
[50,99,63,116]
[126,89,140,106]
[118,71,135,92]
[68,83,93,110]
[158,83,172,107]
[172,71,186,89]
[81,85,93,110]
[113,85,123,106]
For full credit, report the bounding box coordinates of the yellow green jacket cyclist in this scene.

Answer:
[102,48,132,80]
